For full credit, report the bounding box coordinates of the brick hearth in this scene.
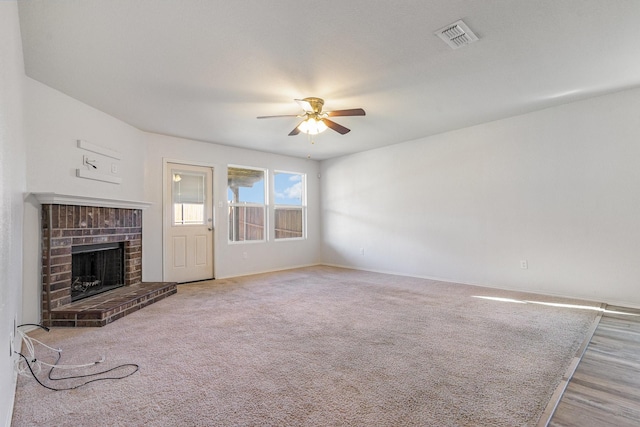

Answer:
[39,200,176,327]
[49,281,176,327]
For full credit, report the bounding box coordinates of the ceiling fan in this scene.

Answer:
[257,97,366,136]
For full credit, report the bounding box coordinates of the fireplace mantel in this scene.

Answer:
[32,192,152,210]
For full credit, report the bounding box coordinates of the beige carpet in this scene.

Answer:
[12,266,598,426]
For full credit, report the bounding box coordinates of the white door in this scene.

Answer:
[165,163,214,283]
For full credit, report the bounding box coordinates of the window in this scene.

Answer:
[274,171,306,240]
[227,166,266,242]
[173,171,206,225]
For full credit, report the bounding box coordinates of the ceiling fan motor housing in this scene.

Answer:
[302,97,325,114]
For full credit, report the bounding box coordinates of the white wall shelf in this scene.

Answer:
[77,139,121,160]
[76,168,122,184]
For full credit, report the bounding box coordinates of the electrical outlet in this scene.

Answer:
[9,333,14,358]
[520,260,528,269]
[360,247,365,255]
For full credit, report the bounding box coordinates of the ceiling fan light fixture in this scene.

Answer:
[298,117,328,135]
[259,97,364,136]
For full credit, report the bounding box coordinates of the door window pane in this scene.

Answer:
[173,171,206,225]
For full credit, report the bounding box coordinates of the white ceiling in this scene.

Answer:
[17,0,640,160]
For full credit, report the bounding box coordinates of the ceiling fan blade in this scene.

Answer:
[288,123,302,136]
[257,114,299,119]
[326,108,366,117]
[322,118,351,135]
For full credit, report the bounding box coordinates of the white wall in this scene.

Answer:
[142,132,321,281]
[321,87,640,308]
[0,2,27,425]
[24,79,146,199]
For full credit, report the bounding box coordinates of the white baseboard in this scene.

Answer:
[214,263,323,280]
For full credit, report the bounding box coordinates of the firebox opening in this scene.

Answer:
[71,242,125,301]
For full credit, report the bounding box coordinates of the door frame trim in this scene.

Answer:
[162,158,217,282]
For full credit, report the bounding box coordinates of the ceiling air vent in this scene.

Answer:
[435,19,479,50]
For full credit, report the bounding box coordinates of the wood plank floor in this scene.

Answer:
[548,305,640,427]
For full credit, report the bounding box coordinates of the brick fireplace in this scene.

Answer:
[36,193,176,327]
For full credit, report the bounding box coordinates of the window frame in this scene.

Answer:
[227,165,268,244]
[273,170,307,241]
